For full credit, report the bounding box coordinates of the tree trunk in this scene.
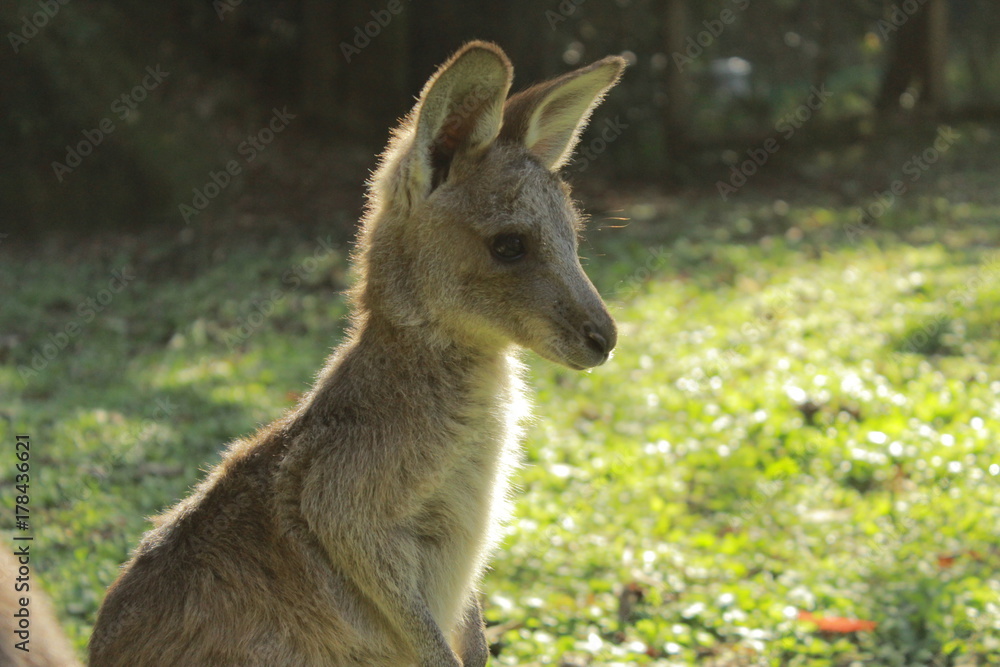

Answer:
[662,0,691,141]
[877,0,948,112]
[301,0,341,124]
[924,0,948,107]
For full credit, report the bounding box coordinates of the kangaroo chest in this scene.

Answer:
[413,376,524,631]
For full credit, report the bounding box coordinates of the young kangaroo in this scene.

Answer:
[90,41,624,666]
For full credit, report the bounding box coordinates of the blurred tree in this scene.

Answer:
[661,0,692,142]
[877,0,948,112]
[300,0,341,124]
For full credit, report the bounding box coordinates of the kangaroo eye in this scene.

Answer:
[490,233,526,262]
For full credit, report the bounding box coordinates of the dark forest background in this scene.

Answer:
[1,0,998,239]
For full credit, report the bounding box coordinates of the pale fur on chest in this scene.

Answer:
[285,343,529,640]
[412,355,527,632]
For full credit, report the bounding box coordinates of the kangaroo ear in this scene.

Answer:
[402,41,513,198]
[500,56,626,171]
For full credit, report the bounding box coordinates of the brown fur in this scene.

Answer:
[0,550,82,667]
[89,42,625,666]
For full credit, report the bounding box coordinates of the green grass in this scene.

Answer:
[2,154,1000,665]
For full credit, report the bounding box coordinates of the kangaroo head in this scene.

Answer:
[356,42,625,370]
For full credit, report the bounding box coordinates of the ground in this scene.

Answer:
[1,123,998,666]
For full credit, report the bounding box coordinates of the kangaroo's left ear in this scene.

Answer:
[500,55,627,171]
[401,41,513,201]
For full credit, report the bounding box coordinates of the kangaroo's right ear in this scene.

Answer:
[395,41,513,205]
[500,55,626,171]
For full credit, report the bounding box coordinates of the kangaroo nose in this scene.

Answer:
[583,322,613,358]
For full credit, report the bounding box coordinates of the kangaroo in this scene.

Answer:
[89,41,624,667]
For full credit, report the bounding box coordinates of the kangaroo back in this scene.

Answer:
[89,41,625,667]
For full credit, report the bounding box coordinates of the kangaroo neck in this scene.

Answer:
[311,309,513,424]
[362,307,503,367]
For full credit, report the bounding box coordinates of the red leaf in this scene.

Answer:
[798,610,877,633]
[938,550,984,568]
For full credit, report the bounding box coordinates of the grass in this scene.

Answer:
[2,130,999,666]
